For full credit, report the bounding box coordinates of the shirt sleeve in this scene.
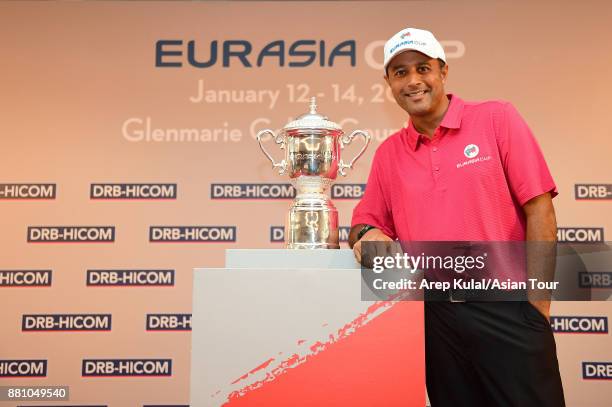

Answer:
[351,150,397,239]
[494,102,558,206]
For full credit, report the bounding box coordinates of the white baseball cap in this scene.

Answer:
[383,28,446,74]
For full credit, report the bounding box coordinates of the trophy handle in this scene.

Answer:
[338,130,371,176]
[257,129,287,175]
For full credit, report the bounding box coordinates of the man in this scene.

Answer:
[349,28,565,406]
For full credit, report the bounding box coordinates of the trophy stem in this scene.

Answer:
[286,177,339,249]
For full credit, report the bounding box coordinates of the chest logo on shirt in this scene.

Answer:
[457,144,491,169]
[464,144,479,158]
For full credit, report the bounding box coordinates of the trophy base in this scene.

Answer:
[286,194,339,250]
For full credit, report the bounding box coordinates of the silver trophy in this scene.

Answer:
[257,97,371,249]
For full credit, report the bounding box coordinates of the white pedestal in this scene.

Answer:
[191,250,424,407]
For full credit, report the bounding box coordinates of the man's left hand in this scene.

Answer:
[529,299,551,322]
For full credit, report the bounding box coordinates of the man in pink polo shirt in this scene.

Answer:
[349,28,564,406]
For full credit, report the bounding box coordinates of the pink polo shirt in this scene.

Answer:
[352,94,557,242]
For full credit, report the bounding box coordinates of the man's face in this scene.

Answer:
[385,51,448,117]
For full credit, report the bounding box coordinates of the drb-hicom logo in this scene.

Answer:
[0,183,56,199]
[582,362,612,380]
[91,183,177,199]
[211,183,295,199]
[270,226,351,242]
[150,226,236,242]
[579,272,612,289]
[270,226,285,242]
[0,360,47,377]
[146,314,192,331]
[550,316,608,333]
[211,183,367,200]
[27,226,115,243]
[87,270,175,286]
[22,314,112,332]
[331,184,366,199]
[0,270,51,287]
[338,226,351,242]
[575,184,612,200]
[557,227,604,243]
[82,359,172,377]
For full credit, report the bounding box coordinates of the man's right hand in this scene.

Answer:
[353,228,393,265]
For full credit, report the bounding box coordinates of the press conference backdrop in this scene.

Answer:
[1,1,611,406]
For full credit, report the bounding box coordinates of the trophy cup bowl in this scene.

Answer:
[257,97,370,249]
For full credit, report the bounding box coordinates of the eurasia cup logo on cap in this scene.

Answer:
[464,144,479,158]
[383,27,446,73]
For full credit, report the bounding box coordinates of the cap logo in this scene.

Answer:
[401,32,411,39]
[464,144,479,158]
[389,40,427,54]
